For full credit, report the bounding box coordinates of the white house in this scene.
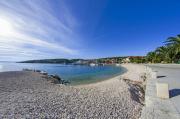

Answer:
[122,57,130,63]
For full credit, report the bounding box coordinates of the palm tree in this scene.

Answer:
[165,35,180,62]
[155,46,170,63]
[146,51,157,63]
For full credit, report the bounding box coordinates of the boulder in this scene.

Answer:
[50,75,62,84]
[62,80,70,85]
[49,74,70,84]
[40,71,48,75]
[51,75,61,80]
[23,68,33,71]
[35,70,41,73]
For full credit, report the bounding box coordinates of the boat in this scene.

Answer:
[90,63,96,66]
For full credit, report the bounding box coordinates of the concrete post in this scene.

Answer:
[151,71,157,79]
[156,83,169,99]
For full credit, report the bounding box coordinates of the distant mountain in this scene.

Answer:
[19,59,83,64]
[19,56,146,64]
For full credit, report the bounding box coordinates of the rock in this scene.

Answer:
[50,75,62,84]
[23,68,33,71]
[62,80,70,85]
[51,75,61,80]
[35,70,41,73]
[139,73,147,82]
[40,71,48,75]
[49,74,70,85]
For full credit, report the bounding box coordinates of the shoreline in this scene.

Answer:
[0,64,146,118]
[72,65,128,86]
[73,63,146,87]
[0,62,126,86]
[76,64,146,105]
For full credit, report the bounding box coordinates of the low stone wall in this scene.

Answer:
[140,66,180,119]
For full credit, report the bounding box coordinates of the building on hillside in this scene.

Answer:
[122,57,130,63]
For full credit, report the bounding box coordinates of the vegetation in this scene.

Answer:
[20,57,129,64]
[20,59,83,64]
[96,57,124,64]
[146,34,180,63]
[129,56,146,63]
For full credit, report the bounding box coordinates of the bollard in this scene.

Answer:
[156,83,169,99]
[147,67,152,74]
[151,71,157,79]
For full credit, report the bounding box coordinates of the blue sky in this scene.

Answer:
[0,0,180,61]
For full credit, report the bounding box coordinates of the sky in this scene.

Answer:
[0,0,180,61]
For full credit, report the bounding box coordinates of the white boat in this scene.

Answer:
[90,63,96,67]
[115,63,120,66]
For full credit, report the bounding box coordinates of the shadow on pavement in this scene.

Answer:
[157,76,166,78]
[169,89,180,98]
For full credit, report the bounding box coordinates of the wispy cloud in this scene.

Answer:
[0,0,81,61]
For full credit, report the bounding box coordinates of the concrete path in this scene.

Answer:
[141,64,180,119]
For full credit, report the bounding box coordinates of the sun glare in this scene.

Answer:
[0,18,14,36]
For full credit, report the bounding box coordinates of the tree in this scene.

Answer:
[155,46,169,63]
[165,35,180,63]
[166,35,180,54]
[146,52,157,63]
[145,34,180,64]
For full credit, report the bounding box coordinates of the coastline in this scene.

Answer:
[77,64,146,107]
[76,63,146,87]
[72,65,127,86]
[0,64,146,118]
[0,62,125,85]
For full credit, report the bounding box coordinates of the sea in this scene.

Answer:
[0,62,126,85]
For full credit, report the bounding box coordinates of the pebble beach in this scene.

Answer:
[0,64,145,119]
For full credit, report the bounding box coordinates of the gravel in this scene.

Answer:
[0,70,143,119]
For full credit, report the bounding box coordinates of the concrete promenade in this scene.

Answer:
[141,64,180,119]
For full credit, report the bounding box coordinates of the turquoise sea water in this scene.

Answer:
[0,62,126,85]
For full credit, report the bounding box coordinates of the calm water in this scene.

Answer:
[0,62,126,85]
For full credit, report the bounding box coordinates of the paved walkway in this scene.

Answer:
[141,64,180,119]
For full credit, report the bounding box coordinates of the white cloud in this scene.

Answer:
[0,0,81,61]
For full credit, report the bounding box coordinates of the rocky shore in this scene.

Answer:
[0,64,146,118]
